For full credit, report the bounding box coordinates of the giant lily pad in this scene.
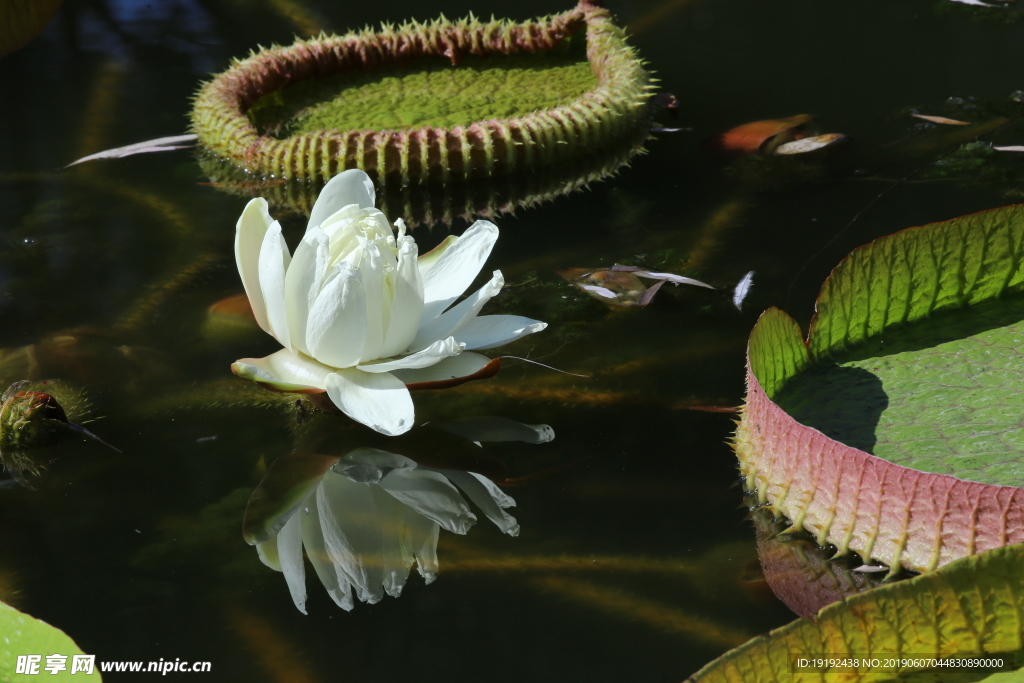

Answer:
[687,543,1024,682]
[190,0,652,185]
[735,205,1024,575]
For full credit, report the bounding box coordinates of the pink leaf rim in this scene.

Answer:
[735,315,1024,576]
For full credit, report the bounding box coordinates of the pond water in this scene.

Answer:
[2,0,1024,680]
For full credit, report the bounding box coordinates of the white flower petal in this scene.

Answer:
[232,348,333,392]
[378,469,477,534]
[409,270,503,352]
[318,471,384,605]
[258,220,293,349]
[306,263,367,369]
[278,510,308,614]
[380,236,424,358]
[420,221,498,323]
[308,169,376,230]
[235,198,274,333]
[416,234,455,271]
[356,242,386,362]
[370,485,414,598]
[389,352,492,385]
[399,508,440,583]
[356,337,463,373]
[733,270,755,311]
[438,469,519,537]
[300,494,355,611]
[319,204,362,247]
[283,226,328,356]
[325,368,415,436]
[453,315,548,350]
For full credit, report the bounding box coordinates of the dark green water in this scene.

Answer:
[2,0,1024,680]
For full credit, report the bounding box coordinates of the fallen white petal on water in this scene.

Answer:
[911,114,970,125]
[579,284,618,299]
[733,270,755,311]
[632,270,716,289]
[774,133,846,155]
[993,145,1024,152]
[66,134,198,167]
[947,0,1001,6]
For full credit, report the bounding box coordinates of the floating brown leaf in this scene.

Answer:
[713,115,813,155]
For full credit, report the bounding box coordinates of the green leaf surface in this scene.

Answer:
[773,206,1024,487]
[248,38,596,136]
[0,601,99,681]
[776,297,1024,485]
[687,544,1024,683]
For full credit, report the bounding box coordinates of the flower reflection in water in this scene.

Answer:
[249,420,553,613]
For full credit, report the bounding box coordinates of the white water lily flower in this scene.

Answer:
[231,169,547,435]
[255,448,519,613]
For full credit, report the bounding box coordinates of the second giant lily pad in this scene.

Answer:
[735,205,1024,574]
[688,543,1024,682]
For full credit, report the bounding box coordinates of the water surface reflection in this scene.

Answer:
[244,418,552,612]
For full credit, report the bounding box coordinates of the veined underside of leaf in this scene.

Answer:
[687,543,1024,682]
[735,205,1024,575]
